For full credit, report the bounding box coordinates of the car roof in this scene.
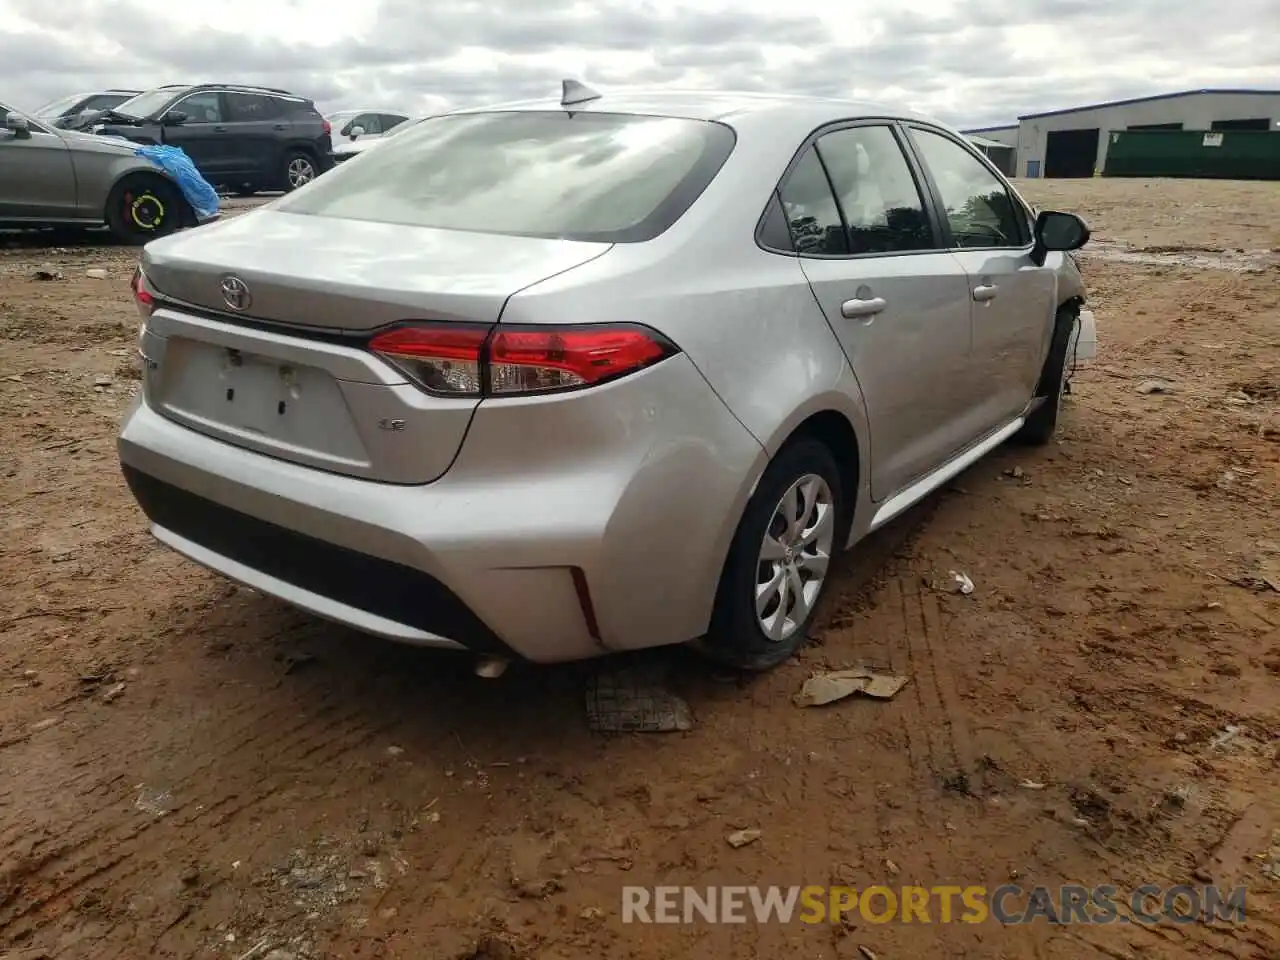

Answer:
[158,83,305,100]
[450,89,942,134]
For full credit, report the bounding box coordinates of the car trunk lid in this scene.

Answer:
[141,209,611,332]
[138,210,611,483]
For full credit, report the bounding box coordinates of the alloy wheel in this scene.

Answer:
[755,473,835,643]
[288,157,315,189]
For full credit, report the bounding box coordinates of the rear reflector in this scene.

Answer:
[130,265,155,315]
[368,323,678,398]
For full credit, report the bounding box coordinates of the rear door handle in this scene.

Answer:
[841,297,887,319]
[213,126,228,133]
[272,124,287,131]
[972,284,999,302]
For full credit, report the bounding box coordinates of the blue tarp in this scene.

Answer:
[133,144,220,221]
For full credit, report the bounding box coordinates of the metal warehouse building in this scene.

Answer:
[963,89,1280,178]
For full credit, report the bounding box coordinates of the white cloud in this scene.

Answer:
[1,0,1277,127]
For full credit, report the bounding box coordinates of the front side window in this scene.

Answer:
[775,147,847,255]
[174,92,223,124]
[816,126,934,254]
[908,127,1025,249]
[351,113,382,135]
[275,111,736,243]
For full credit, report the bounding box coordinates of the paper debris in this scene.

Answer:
[794,669,910,707]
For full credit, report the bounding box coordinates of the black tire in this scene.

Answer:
[105,175,184,245]
[1014,304,1079,446]
[699,437,846,672]
[282,150,317,191]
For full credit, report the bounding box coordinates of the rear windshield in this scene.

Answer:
[274,110,736,243]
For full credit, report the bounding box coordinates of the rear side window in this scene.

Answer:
[226,93,283,122]
[279,98,315,118]
[274,111,737,243]
[816,126,935,254]
[776,147,848,255]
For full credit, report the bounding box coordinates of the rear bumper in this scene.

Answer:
[116,354,765,663]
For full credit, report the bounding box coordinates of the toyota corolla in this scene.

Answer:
[118,82,1093,671]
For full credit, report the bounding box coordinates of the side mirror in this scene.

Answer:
[163,111,187,126]
[4,114,30,139]
[349,125,365,140]
[1031,210,1090,265]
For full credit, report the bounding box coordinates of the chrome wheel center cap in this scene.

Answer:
[783,544,796,564]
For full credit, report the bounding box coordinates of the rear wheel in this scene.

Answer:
[699,438,844,672]
[283,150,317,191]
[105,175,183,245]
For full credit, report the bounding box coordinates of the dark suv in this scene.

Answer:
[92,83,334,195]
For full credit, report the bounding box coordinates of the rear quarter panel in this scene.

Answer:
[502,116,875,563]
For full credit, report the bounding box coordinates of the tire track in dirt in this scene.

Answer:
[0,691,398,943]
[1063,890,1272,960]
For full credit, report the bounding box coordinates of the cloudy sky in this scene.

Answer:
[2,0,1277,129]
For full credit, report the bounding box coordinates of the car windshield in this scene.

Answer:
[112,88,184,119]
[274,110,736,243]
[326,111,359,125]
[34,93,84,118]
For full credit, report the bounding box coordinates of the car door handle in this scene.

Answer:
[972,284,999,302]
[213,126,228,133]
[273,124,287,131]
[841,297,887,319]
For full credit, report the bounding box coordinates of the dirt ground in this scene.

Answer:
[1,178,1278,960]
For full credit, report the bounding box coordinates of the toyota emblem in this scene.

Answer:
[220,275,251,311]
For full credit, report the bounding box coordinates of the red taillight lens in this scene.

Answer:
[322,119,332,136]
[367,323,678,398]
[488,327,671,395]
[130,265,155,314]
[369,324,488,396]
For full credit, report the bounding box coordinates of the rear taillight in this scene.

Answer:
[322,119,332,136]
[130,265,155,315]
[367,323,679,398]
[368,324,487,395]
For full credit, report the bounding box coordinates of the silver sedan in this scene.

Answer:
[0,100,217,243]
[117,84,1093,671]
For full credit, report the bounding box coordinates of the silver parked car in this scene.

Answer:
[117,84,1092,670]
[0,100,217,243]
